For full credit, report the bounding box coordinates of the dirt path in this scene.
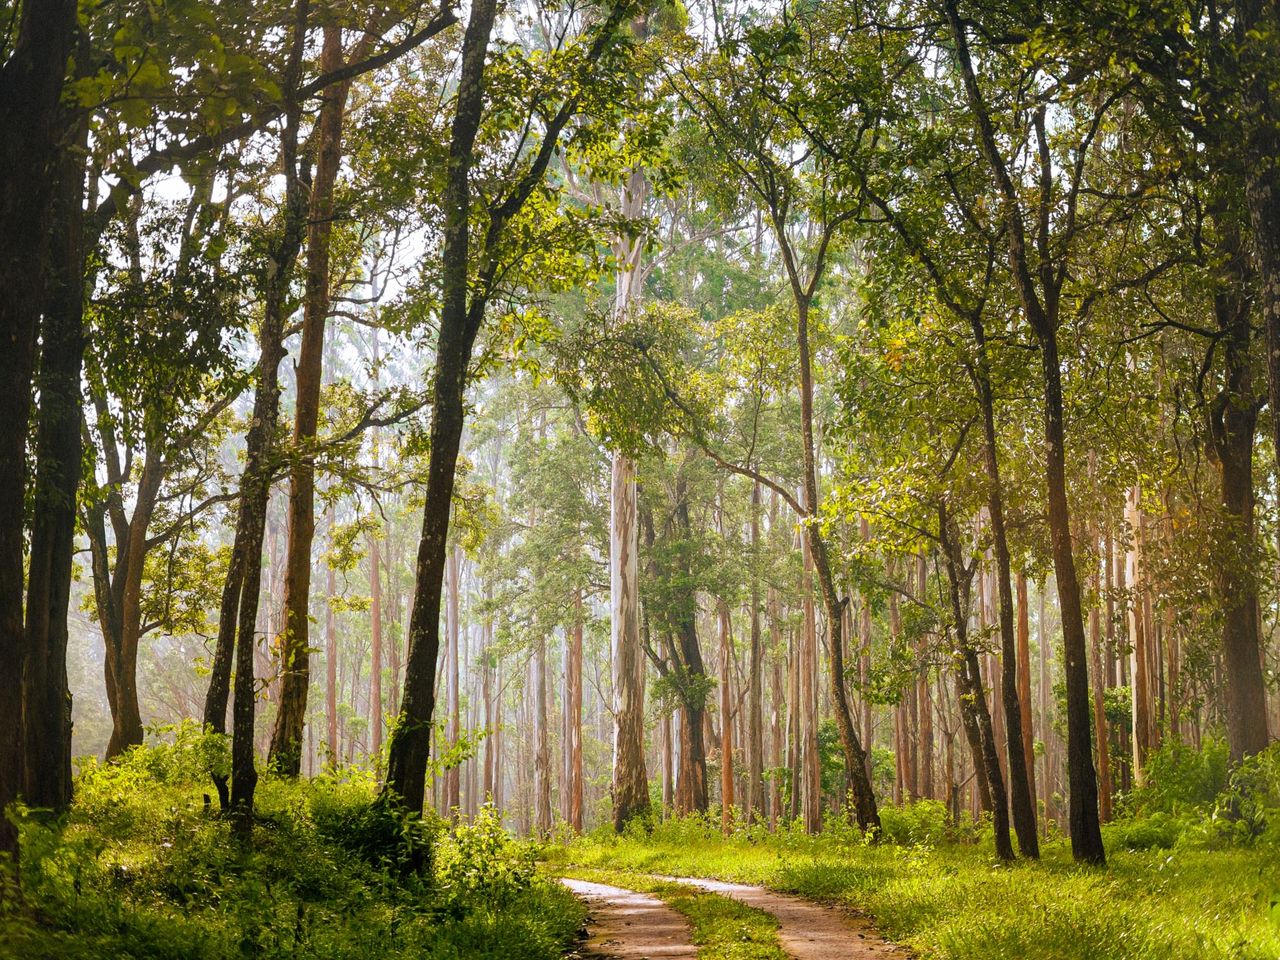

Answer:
[560,878,698,959]
[651,875,909,960]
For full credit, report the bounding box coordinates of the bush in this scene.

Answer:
[878,800,949,847]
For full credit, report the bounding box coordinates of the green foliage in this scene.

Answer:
[1,741,584,960]
[876,800,950,848]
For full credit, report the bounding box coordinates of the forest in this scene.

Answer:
[2,0,1280,957]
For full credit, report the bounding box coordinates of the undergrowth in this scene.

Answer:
[0,723,583,960]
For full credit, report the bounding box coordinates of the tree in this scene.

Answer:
[383,0,637,817]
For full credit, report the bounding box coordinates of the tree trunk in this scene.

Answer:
[326,509,338,764]
[0,0,77,852]
[568,590,584,830]
[445,546,461,812]
[746,483,765,823]
[22,124,87,811]
[797,297,879,833]
[1125,488,1151,782]
[718,600,734,832]
[270,24,356,775]
[1088,541,1112,822]
[609,167,651,831]
[383,0,500,818]
[1208,213,1270,762]
[1015,571,1036,814]
[969,321,1039,856]
[947,0,1104,864]
[938,503,1014,861]
[534,631,552,836]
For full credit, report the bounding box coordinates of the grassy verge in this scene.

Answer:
[0,728,584,960]
[545,815,1280,960]
[554,865,786,960]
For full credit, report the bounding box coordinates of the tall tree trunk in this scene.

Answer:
[0,0,77,852]
[938,503,1014,861]
[969,320,1039,856]
[326,508,338,764]
[1088,540,1112,822]
[22,123,87,811]
[948,0,1104,863]
[270,23,357,775]
[534,631,552,836]
[1208,211,1269,762]
[445,546,461,812]
[792,290,879,831]
[204,7,309,826]
[746,483,765,822]
[1015,571,1036,813]
[609,169,651,831]
[567,590,584,830]
[799,523,822,831]
[383,0,500,817]
[718,600,734,833]
[1125,488,1151,782]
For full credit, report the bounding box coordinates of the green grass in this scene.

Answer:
[0,728,585,960]
[545,814,1280,960]
[554,865,787,960]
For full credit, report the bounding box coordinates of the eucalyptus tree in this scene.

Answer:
[780,0,1040,852]
[939,0,1128,863]
[662,8,885,832]
[382,0,641,818]
[0,0,79,848]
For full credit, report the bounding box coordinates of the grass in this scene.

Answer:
[544,811,1280,960]
[0,727,585,960]
[554,865,787,960]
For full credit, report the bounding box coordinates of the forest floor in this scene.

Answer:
[545,812,1280,960]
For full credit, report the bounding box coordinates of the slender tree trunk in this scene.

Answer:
[0,0,77,853]
[534,630,552,836]
[270,24,357,775]
[799,524,821,831]
[1208,218,1270,762]
[1089,540,1112,822]
[22,124,87,811]
[568,590,584,831]
[939,503,1014,861]
[609,168,651,831]
[445,547,461,812]
[718,600,734,833]
[1125,488,1151,782]
[1015,571,1036,813]
[948,1,1104,863]
[795,297,879,832]
[968,326,1038,855]
[326,510,338,764]
[383,0,500,818]
[747,483,765,823]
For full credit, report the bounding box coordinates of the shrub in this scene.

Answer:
[878,800,949,847]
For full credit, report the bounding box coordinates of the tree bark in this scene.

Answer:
[746,482,765,823]
[0,0,77,852]
[270,23,357,775]
[22,122,87,811]
[938,504,1014,860]
[946,0,1104,863]
[383,0,499,817]
[969,317,1039,856]
[1207,208,1270,762]
[718,600,734,833]
[567,590,584,831]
